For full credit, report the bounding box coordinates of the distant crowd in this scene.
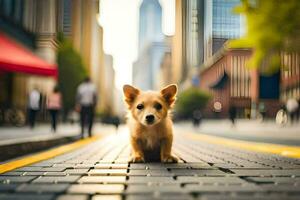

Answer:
[27,77,97,138]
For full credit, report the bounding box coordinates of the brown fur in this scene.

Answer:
[123,84,178,163]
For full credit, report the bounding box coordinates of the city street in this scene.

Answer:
[1,124,300,200]
[1,0,300,199]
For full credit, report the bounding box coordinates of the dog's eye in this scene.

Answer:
[154,103,162,110]
[136,104,144,110]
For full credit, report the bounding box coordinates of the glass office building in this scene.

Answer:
[204,0,245,61]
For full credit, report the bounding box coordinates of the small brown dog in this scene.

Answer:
[123,84,178,163]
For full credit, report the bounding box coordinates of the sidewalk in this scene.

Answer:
[0,123,118,161]
[175,119,300,146]
[1,129,300,199]
[0,123,117,145]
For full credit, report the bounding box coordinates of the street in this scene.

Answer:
[1,123,300,200]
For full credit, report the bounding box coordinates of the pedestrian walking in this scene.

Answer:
[27,88,41,129]
[47,86,62,132]
[76,77,98,138]
[192,109,202,127]
[297,99,300,122]
[229,105,237,126]
[286,98,299,124]
[275,105,288,126]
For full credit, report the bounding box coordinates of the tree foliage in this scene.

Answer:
[230,0,300,73]
[175,88,210,119]
[56,33,87,113]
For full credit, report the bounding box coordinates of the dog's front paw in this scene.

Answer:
[130,155,145,163]
[161,155,178,163]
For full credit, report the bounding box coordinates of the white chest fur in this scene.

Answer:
[142,129,160,149]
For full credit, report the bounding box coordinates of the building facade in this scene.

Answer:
[171,0,204,87]
[204,0,244,62]
[280,53,300,101]
[0,0,60,115]
[0,0,114,116]
[62,0,115,113]
[199,47,298,118]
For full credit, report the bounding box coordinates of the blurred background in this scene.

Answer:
[0,0,300,159]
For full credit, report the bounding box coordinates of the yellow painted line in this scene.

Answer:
[185,132,300,159]
[0,135,101,174]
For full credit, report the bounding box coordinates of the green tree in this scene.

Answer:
[230,0,300,73]
[175,88,210,119]
[56,33,87,115]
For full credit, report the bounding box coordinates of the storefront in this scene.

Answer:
[0,33,57,125]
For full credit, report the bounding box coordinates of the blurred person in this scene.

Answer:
[112,116,121,133]
[27,88,41,129]
[229,105,237,126]
[286,98,299,124]
[76,77,97,138]
[276,104,288,126]
[47,86,62,132]
[297,99,300,122]
[258,102,266,121]
[192,109,202,128]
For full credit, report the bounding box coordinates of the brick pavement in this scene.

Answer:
[1,132,300,200]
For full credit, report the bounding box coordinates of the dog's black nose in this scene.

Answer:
[145,115,155,123]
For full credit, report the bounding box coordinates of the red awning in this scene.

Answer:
[0,33,57,77]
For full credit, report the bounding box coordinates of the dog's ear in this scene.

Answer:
[123,85,140,106]
[160,84,177,106]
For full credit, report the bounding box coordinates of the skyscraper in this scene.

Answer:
[138,0,164,53]
[204,0,244,61]
[133,0,169,90]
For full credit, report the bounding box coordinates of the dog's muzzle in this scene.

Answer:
[145,114,155,124]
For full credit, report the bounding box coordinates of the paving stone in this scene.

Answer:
[53,164,77,167]
[171,169,226,176]
[231,169,300,176]
[17,183,70,193]
[95,164,128,169]
[213,163,243,169]
[261,185,300,192]
[23,172,46,176]
[65,169,89,175]
[176,176,247,184]
[129,164,147,169]
[0,176,36,183]
[39,167,67,172]
[91,195,122,200]
[0,194,54,200]
[197,194,300,200]
[56,194,89,200]
[125,194,153,200]
[128,169,173,176]
[88,169,127,176]
[0,184,18,192]
[33,176,80,183]
[126,194,194,200]
[1,172,24,176]
[126,184,184,194]
[14,167,43,172]
[127,176,174,184]
[188,163,215,169]
[30,163,54,167]
[185,183,262,192]
[43,172,67,176]
[74,164,95,169]
[246,177,300,184]
[78,176,126,184]
[67,184,124,194]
